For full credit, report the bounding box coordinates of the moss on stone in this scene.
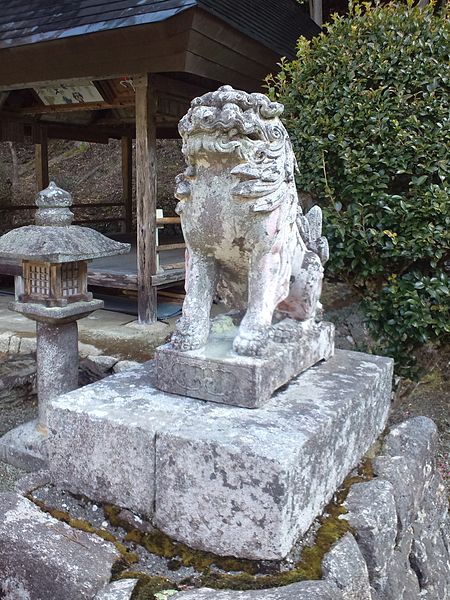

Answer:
[27,453,375,595]
[105,504,261,575]
[27,495,138,565]
[116,455,374,593]
[197,502,352,590]
[116,573,174,600]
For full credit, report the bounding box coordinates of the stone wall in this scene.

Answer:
[174,417,449,600]
[0,417,448,600]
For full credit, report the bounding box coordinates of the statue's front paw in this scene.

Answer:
[171,317,209,351]
[233,328,268,357]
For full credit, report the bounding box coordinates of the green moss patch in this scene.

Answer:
[28,495,138,566]
[26,455,374,599]
[116,456,374,597]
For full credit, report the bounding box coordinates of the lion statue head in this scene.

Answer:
[175,85,298,215]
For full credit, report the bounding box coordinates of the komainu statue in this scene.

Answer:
[172,86,329,357]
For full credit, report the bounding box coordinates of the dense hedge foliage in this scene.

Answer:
[268,1,450,370]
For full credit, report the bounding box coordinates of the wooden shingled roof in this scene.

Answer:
[0,0,318,58]
[0,0,320,143]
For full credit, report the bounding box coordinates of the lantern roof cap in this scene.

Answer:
[0,182,130,262]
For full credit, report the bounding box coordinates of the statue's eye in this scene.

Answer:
[255,150,266,161]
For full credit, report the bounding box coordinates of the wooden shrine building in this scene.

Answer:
[0,0,320,323]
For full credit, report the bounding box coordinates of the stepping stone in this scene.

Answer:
[0,492,120,600]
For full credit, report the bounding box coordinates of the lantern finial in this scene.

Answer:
[35,182,74,226]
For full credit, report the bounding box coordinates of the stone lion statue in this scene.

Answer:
[172,86,329,357]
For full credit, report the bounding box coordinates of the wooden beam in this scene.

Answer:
[156,242,186,252]
[0,14,193,91]
[135,73,158,324]
[0,260,185,290]
[151,268,185,287]
[14,90,186,120]
[35,127,49,192]
[156,217,181,225]
[87,271,137,291]
[0,111,133,142]
[122,135,133,233]
[18,99,135,115]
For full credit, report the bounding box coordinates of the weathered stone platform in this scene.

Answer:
[47,349,392,560]
[155,319,334,408]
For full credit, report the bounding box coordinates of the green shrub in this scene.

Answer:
[268,1,450,370]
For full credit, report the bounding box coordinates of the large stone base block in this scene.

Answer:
[47,350,393,560]
[155,319,335,408]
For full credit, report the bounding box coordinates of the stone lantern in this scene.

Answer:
[20,256,92,307]
[0,182,130,469]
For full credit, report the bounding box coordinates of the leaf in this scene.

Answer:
[413,175,428,186]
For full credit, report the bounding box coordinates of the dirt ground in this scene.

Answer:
[0,138,184,234]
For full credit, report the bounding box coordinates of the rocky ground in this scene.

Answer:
[389,346,450,491]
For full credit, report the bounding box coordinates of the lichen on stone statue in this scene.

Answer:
[171,85,329,357]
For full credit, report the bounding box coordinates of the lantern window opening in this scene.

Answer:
[61,262,80,297]
[28,263,50,296]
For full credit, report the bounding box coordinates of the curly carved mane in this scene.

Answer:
[175,85,298,215]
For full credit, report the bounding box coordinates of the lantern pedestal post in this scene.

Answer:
[0,182,130,470]
[0,299,104,470]
[36,321,79,434]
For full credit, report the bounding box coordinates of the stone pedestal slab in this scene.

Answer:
[47,350,392,560]
[155,320,334,408]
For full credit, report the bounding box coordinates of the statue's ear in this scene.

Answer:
[284,138,297,182]
[305,206,323,240]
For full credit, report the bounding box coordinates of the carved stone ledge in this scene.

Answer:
[155,319,335,408]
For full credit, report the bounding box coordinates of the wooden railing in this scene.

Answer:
[0,209,185,287]
[0,201,126,231]
[0,206,182,228]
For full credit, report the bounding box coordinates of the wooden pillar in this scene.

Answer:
[35,128,49,192]
[121,135,133,233]
[309,0,322,26]
[134,74,158,324]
